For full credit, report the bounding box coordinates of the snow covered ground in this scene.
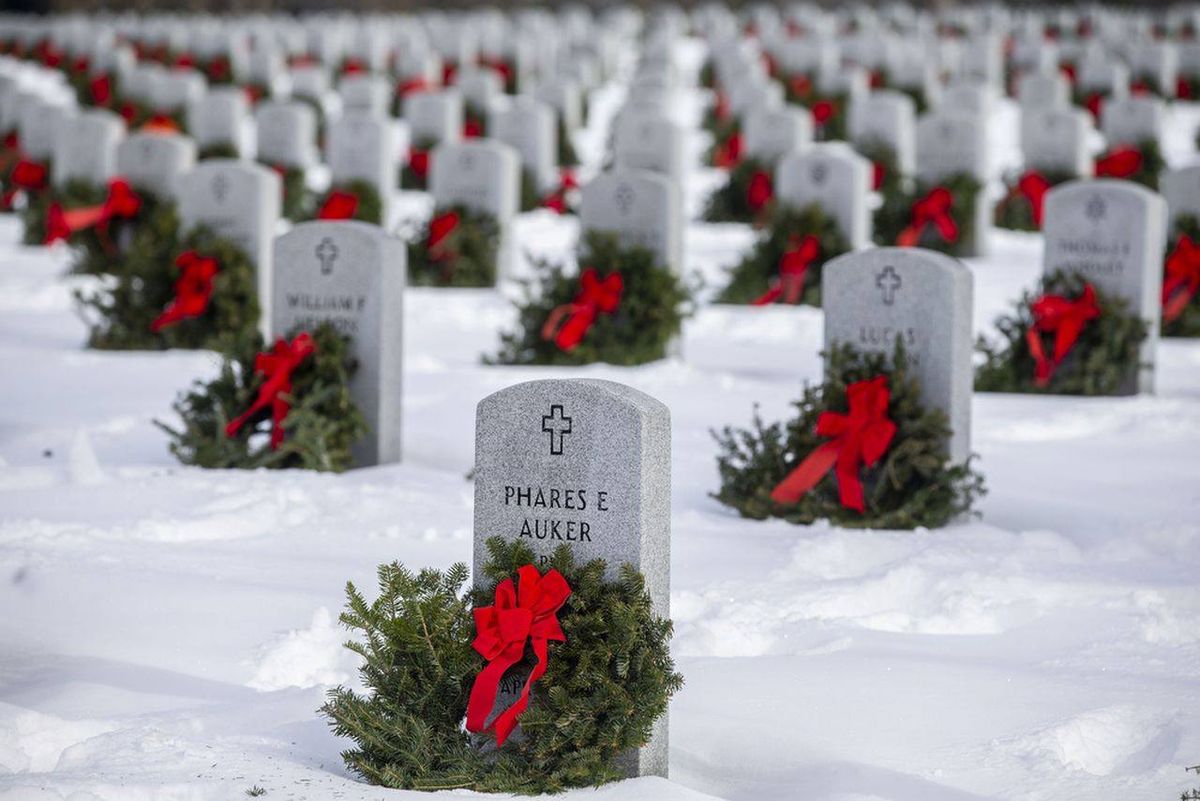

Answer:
[2,40,1200,801]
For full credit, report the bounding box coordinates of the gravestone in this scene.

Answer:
[116,132,197,198]
[290,64,329,104]
[1100,94,1165,149]
[176,160,282,337]
[1160,166,1200,228]
[743,105,812,165]
[52,109,124,189]
[612,111,685,187]
[429,139,519,278]
[18,100,72,162]
[1021,107,1094,177]
[272,221,405,466]
[776,143,872,249]
[1017,72,1070,111]
[1042,180,1167,394]
[188,86,249,156]
[915,111,989,257]
[472,377,670,777]
[326,112,397,214]
[848,90,916,177]
[338,73,390,118]
[489,96,557,195]
[580,168,681,274]
[822,247,973,464]
[405,89,463,145]
[255,99,318,168]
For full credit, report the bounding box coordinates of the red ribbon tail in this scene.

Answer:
[769,440,841,506]
[553,306,596,352]
[150,305,184,333]
[464,652,520,740]
[751,284,782,306]
[486,638,549,747]
[1027,328,1053,387]
[270,394,289,449]
[834,449,866,513]
[896,224,921,247]
[1162,283,1195,322]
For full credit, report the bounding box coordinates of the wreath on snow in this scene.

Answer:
[21,177,105,246]
[310,179,384,225]
[715,203,849,306]
[993,168,1076,232]
[1161,215,1200,338]
[712,340,985,530]
[77,218,260,352]
[403,204,500,288]
[874,173,982,257]
[157,322,367,472]
[975,270,1147,395]
[63,183,175,276]
[780,75,848,142]
[702,156,776,224]
[489,231,692,366]
[321,536,682,794]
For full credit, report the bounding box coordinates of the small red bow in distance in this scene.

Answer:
[150,251,219,333]
[752,235,821,306]
[897,187,958,247]
[541,268,624,352]
[224,333,318,449]
[1026,283,1101,387]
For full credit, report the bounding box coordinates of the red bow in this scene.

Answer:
[1094,147,1143,178]
[1026,283,1101,386]
[464,119,483,138]
[11,159,47,191]
[341,57,366,75]
[1177,77,1193,100]
[541,268,623,351]
[747,170,773,213]
[1084,92,1103,120]
[713,132,742,169]
[142,114,180,134]
[871,161,886,191]
[1163,235,1200,323]
[812,100,835,125]
[1016,170,1052,227]
[426,210,460,262]
[206,57,230,83]
[150,251,219,332]
[752,235,820,305]
[44,179,142,246]
[224,333,318,449]
[789,75,812,99]
[713,91,730,122]
[396,77,428,97]
[769,375,897,513]
[465,565,571,747]
[173,52,196,69]
[897,186,958,246]
[317,190,359,220]
[90,74,112,105]
[71,55,89,74]
[408,146,429,179]
[541,169,578,214]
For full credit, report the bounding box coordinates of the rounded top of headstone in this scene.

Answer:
[478,378,669,423]
[823,246,970,281]
[1046,177,1166,209]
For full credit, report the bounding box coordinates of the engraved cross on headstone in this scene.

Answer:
[876,265,902,305]
[541,404,572,456]
[212,173,229,203]
[315,236,338,275]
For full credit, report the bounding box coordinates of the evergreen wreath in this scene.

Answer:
[992,168,1075,232]
[874,173,982,257]
[715,203,850,306]
[77,218,260,351]
[311,180,383,225]
[157,322,367,472]
[321,536,682,794]
[260,162,310,221]
[403,204,500,288]
[1094,139,1164,190]
[1161,215,1200,338]
[975,270,1147,395]
[854,139,905,200]
[402,135,437,191]
[489,231,692,366]
[712,340,986,530]
[21,177,103,246]
[464,102,488,139]
[702,156,775,224]
[780,77,848,143]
